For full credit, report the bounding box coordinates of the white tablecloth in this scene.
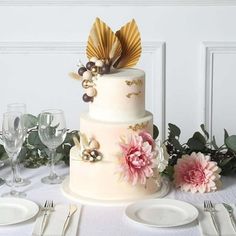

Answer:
[0,163,236,236]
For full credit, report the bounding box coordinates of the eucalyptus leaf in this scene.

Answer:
[23,114,38,129]
[0,152,8,161]
[27,130,45,148]
[168,123,181,139]
[192,132,206,145]
[211,136,219,149]
[0,144,5,155]
[226,135,236,152]
[224,129,229,143]
[200,124,209,139]
[18,147,27,162]
[171,139,183,151]
[220,156,234,167]
[187,137,205,151]
[153,125,159,139]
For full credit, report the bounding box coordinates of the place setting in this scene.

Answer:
[1,17,236,236]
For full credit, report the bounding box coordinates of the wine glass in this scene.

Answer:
[38,109,67,184]
[6,103,31,187]
[2,111,26,197]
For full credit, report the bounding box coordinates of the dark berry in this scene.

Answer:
[90,150,99,158]
[100,64,110,74]
[86,61,95,70]
[82,93,93,102]
[78,67,87,76]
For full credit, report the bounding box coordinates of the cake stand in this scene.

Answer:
[61,176,170,206]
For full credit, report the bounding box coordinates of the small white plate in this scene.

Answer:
[125,199,198,228]
[0,198,39,226]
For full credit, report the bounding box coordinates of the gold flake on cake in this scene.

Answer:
[128,122,149,131]
[126,91,141,98]
[125,79,143,86]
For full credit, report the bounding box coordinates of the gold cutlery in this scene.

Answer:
[204,200,220,235]
[223,203,236,232]
[61,204,77,236]
[40,200,54,236]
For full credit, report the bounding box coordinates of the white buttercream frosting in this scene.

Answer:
[89,68,145,122]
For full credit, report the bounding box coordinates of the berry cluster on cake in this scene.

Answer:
[69,18,169,202]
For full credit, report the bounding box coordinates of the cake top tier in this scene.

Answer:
[70,18,143,104]
[89,68,145,121]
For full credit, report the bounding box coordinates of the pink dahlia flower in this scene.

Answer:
[139,131,154,147]
[174,152,221,193]
[119,131,156,185]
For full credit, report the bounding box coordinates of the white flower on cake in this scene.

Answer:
[155,140,169,172]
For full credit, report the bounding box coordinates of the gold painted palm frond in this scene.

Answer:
[114,19,142,69]
[86,18,122,65]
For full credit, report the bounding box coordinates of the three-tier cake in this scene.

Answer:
[66,18,168,203]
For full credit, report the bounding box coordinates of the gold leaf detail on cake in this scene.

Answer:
[69,72,82,81]
[86,17,122,65]
[128,122,149,132]
[126,91,141,98]
[114,19,142,68]
[125,79,143,86]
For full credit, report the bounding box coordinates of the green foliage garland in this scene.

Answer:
[0,115,236,177]
[0,114,79,168]
[164,123,236,178]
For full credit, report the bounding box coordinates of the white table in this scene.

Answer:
[0,164,236,236]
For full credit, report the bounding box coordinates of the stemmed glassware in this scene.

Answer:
[2,111,26,197]
[6,103,31,187]
[38,109,67,184]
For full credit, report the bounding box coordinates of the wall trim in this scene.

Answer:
[0,0,236,6]
[0,41,166,139]
[203,42,236,140]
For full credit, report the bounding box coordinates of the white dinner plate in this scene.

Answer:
[125,199,198,228]
[0,198,39,226]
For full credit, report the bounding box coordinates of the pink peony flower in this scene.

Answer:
[119,132,156,185]
[174,152,221,193]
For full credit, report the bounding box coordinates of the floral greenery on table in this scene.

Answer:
[0,114,236,178]
[0,114,79,168]
[162,123,236,178]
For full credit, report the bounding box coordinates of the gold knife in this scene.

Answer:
[61,204,77,236]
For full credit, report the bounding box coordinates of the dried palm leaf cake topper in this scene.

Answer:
[70,18,142,103]
[87,18,141,68]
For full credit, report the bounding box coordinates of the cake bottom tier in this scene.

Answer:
[69,111,160,201]
[70,147,161,201]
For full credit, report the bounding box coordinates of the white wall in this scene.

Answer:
[0,1,236,142]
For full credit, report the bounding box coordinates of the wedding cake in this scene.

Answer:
[68,18,168,202]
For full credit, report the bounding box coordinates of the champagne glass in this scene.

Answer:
[2,112,26,197]
[6,103,31,187]
[38,109,67,184]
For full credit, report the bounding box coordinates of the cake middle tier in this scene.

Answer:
[80,111,153,161]
[89,68,145,122]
